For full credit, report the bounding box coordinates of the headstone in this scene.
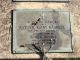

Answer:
[12,9,72,53]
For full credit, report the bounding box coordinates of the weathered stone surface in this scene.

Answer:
[13,0,69,2]
[0,0,80,59]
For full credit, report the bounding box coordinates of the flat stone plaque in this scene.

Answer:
[12,9,72,53]
[13,0,69,2]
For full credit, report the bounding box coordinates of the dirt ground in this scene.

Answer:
[0,0,80,59]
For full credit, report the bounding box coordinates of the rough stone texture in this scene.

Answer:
[0,0,80,59]
[13,0,69,1]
